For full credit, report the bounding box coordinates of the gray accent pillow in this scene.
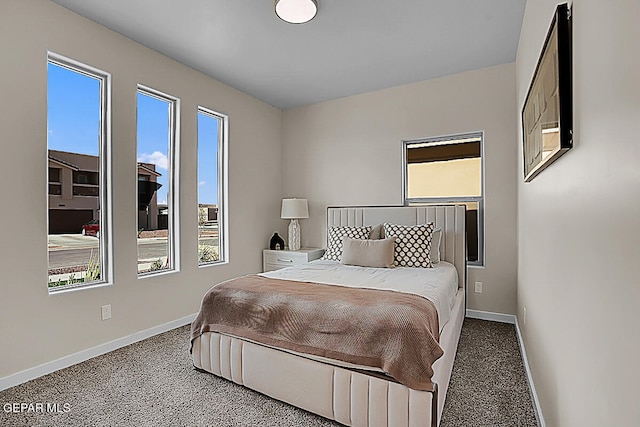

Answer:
[369,224,383,240]
[323,226,372,261]
[383,222,435,268]
[340,237,396,268]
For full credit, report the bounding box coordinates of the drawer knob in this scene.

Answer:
[277,258,293,263]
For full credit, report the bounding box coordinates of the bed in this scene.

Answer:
[191,205,466,427]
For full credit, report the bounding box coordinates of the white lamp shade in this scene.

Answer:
[275,0,318,24]
[281,198,309,219]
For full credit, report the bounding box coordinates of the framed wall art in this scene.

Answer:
[522,3,572,182]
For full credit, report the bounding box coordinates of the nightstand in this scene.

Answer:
[263,248,325,272]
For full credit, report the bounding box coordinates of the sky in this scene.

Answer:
[197,111,219,206]
[136,92,171,205]
[47,62,219,207]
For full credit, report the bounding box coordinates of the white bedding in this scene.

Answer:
[259,259,459,333]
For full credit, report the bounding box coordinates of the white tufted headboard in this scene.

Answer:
[326,205,467,290]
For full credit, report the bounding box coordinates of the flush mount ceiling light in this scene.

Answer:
[275,0,318,24]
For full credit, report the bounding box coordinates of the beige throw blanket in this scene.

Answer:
[190,275,443,391]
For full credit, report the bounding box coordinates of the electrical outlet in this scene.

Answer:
[523,306,527,325]
[101,304,111,321]
[474,281,483,293]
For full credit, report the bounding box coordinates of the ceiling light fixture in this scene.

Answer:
[275,0,318,24]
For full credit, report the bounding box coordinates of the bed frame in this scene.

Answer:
[192,205,466,427]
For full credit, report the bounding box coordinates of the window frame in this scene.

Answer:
[402,131,485,266]
[47,52,113,293]
[197,106,229,267]
[136,85,181,277]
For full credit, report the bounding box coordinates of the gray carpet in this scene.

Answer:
[0,319,537,427]
[440,319,538,427]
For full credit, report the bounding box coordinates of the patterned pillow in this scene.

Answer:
[323,226,372,261]
[383,223,435,268]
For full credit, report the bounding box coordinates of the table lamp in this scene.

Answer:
[280,198,309,251]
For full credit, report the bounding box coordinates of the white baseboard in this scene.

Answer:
[466,309,516,324]
[514,318,546,427]
[0,313,197,392]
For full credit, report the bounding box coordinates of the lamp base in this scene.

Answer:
[288,219,301,251]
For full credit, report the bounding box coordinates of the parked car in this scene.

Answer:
[81,219,99,237]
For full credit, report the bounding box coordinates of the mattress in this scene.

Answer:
[259,259,459,332]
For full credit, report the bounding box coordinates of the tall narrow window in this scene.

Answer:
[136,86,179,275]
[403,132,484,265]
[47,54,111,291]
[197,107,227,265]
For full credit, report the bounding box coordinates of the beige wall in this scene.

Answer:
[0,1,282,379]
[516,0,640,425]
[10,6,639,426]
[282,63,518,315]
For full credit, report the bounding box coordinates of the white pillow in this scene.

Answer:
[431,228,442,264]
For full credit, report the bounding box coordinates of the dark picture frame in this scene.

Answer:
[522,3,572,182]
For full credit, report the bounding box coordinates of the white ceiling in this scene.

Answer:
[52,0,526,110]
